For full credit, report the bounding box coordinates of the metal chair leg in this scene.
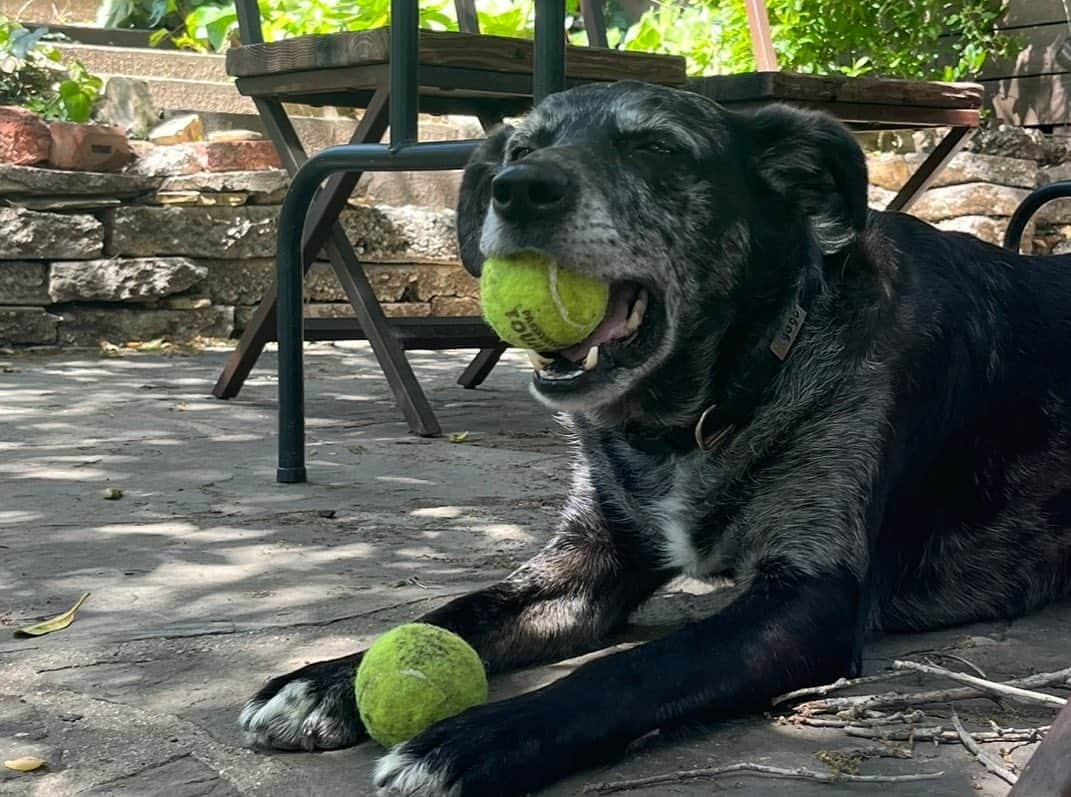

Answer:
[886,125,975,213]
[213,91,390,399]
[458,343,507,388]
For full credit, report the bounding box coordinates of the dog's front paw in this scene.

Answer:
[374,745,460,797]
[239,654,366,750]
[372,695,571,797]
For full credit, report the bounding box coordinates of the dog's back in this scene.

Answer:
[865,211,1071,630]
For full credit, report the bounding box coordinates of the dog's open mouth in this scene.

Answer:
[527,281,657,391]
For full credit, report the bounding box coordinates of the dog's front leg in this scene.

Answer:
[239,514,666,751]
[375,559,861,797]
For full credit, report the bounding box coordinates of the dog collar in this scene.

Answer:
[623,273,816,457]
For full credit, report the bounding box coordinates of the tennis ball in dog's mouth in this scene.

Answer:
[354,623,487,748]
[480,253,609,351]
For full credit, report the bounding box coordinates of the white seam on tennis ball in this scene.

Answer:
[399,669,428,680]
[547,262,589,332]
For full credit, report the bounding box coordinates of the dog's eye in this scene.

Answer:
[635,140,676,156]
[509,146,534,162]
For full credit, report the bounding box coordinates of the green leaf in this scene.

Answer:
[205,13,236,51]
[58,79,92,122]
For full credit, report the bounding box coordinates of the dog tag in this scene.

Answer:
[770,303,806,360]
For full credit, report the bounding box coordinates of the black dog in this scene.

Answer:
[240,81,1071,796]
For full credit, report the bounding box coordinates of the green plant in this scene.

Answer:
[0,18,102,121]
[621,0,1014,81]
[96,0,1014,82]
[100,0,585,53]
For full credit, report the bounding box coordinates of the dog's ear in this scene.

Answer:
[456,125,513,275]
[751,105,868,254]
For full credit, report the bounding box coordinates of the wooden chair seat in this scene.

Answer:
[228,28,686,110]
[688,71,983,129]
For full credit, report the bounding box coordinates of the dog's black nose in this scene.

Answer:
[491,163,571,223]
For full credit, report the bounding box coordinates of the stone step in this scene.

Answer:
[51,42,481,148]
[53,42,230,84]
[3,0,99,24]
[20,23,176,48]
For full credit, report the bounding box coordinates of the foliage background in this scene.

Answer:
[0,19,101,121]
[97,0,1012,82]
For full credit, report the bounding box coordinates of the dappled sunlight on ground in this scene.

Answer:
[1,343,1067,796]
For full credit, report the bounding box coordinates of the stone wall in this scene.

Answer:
[0,163,476,347]
[862,126,1071,254]
[2,124,1070,348]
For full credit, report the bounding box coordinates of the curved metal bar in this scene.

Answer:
[1003,180,1071,253]
[275,140,481,483]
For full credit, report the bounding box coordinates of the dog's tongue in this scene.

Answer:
[559,283,636,362]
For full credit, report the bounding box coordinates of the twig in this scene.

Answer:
[845,725,1048,745]
[796,667,1071,716]
[922,653,988,680]
[951,710,1019,785]
[582,763,944,793]
[893,660,1067,709]
[789,710,927,728]
[816,744,914,766]
[774,670,912,705]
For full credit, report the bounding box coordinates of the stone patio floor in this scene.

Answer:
[1,342,1068,796]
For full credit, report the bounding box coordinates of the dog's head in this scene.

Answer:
[457,81,867,422]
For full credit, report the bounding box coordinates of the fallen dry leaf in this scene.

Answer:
[98,341,124,359]
[4,757,45,772]
[134,338,167,352]
[15,592,91,637]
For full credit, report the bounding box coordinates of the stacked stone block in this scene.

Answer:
[0,164,475,347]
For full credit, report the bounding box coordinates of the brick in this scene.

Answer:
[193,139,281,172]
[56,304,233,345]
[304,302,432,319]
[0,164,159,196]
[0,207,104,259]
[48,123,134,172]
[129,143,202,177]
[0,306,59,345]
[430,296,480,316]
[49,257,207,303]
[148,113,204,145]
[0,262,50,304]
[0,106,50,166]
[911,183,1030,222]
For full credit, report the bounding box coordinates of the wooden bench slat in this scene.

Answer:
[226,28,686,85]
[688,72,983,110]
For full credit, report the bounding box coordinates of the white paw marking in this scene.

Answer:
[239,680,318,750]
[374,746,459,797]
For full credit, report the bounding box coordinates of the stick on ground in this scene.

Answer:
[773,670,911,705]
[582,763,944,794]
[893,660,1067,709]
[795,667,1071,716]
[951,710,1019,785]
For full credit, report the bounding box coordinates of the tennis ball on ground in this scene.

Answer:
[355,623,487,748]
[480,253,609,351]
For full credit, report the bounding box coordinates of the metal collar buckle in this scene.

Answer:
[694,405,734,452]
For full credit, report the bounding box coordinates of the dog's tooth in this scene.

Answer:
[583,346,599,371]
[626,289,648,333]
[526,350,553,371]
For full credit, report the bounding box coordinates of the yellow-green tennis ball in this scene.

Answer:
[354,623,487,748]
[480,253,609,351]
